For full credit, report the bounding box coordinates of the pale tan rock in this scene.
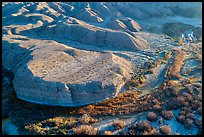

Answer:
[75,7,104,23]
[3,36,133,106]
[107,19,127,30]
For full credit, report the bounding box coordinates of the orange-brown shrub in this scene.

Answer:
[104,131,113,135]
[79,114,91,124]
[143,128,158,135]
[113,120,125,130]
[73,91,138,116]
[196,53,202,62]
[169,49,186,80]
[160,125,172,135]
[72,125,98,135]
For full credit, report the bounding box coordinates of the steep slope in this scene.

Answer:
[107,19,127,30]
[74,7,104,23]
[120,18,142,32]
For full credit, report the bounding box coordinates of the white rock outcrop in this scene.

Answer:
[3,36,133,106]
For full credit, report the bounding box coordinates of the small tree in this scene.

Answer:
[178,37,183,46]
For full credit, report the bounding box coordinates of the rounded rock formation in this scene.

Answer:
[3,37,134,106]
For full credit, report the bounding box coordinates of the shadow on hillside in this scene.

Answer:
[17,23,142,53]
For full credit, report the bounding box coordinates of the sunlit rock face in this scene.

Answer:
[3,36,133,106]
[12,45,133,106]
